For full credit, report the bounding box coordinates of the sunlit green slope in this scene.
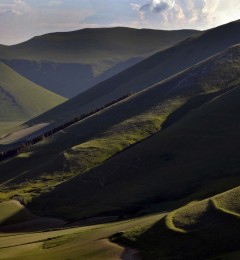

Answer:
[0,62,66,122]
[114,186,240,259]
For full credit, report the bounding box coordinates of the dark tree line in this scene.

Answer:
[0,92,135,162]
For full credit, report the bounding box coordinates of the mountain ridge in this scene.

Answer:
[24,19,240,129]
[0,27,198,97]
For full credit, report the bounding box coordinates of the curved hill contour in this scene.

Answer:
[114,186,240,259]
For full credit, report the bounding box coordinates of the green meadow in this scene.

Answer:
[0,62,66,126]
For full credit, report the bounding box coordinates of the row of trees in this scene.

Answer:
[0,92,135,162]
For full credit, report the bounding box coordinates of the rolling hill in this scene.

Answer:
[113,186,240,259]
[0,44,239,220]
[0,28,198,98]
[0,62,66,133]
[24,19,240,129]
[28,44,240,218]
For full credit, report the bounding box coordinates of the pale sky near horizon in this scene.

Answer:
[0,0,239,45]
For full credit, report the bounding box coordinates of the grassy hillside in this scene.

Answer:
[26,19,240,126]
[114,186,240,259]
[0,44,239,219]
[27,45,240,218]
[1,28,198,97]
[0,62,66,124]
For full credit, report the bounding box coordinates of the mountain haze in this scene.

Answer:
[0,28,198,98]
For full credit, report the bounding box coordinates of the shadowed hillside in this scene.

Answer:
[0,200,65,232]
[0,44,239,220]
[31,78,240,219]
[0,28,198,97]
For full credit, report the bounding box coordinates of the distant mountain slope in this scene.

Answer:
[0,62,66,122]
[114,186,240,259]
[27,19,240,127]
[0,28,198,97]
[1,44,239,219]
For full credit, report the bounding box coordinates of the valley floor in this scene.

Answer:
[0,210,165,260]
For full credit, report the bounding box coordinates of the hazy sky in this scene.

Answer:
[0,0,240,45]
